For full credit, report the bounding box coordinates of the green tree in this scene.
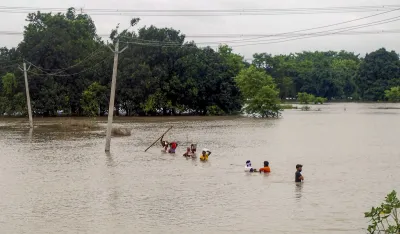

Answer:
[2,73,17,96]
[358,48,400,101]
[385,86,400,102]
[19,8,105,116]
[80,82,107,116]
[252,51,361,100]
[1,73,26,115]
[235,66,281,118]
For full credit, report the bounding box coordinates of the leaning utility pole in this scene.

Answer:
[19,61,33,128]
[105,38,128,152]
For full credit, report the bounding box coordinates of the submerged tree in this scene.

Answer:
[80,82,107,116]
[1,73,26,115]
[384,86,400,102]
[235,66,281,118]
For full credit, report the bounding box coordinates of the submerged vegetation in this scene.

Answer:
[365,190,400,234]
[279,104,297,109]
[385,87,400,103]
[300,106,311,111]
[0,8,400,117]
[111,127,132,137]
[297,92,327,104]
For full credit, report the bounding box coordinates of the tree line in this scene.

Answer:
[0,8,399,117]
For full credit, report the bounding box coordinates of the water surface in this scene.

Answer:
[0,103,399,233]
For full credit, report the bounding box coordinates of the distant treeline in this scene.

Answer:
[0,8,399,117]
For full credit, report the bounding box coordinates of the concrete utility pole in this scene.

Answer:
[105,37,128,152]
[19,62,33,128]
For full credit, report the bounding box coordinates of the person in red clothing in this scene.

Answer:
[259,161,271,173]
[168,141,178,154]
[160,133,178,154]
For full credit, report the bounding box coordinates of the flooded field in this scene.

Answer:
[0,103,399,233]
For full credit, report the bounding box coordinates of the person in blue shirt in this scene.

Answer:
[295,164,304,182]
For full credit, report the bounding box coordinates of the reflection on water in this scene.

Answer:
[105,152,116,167]
[295,182,303,200]
[28,128,33,142]
[0,103,400,233]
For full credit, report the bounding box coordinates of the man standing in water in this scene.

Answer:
[295,164,304,182]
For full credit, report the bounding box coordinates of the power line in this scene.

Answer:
[119,14,400,47]
[114,7,400,46]
[2,5,400,12]
[182,30,400,38]
[30,47,106,74]
[2,29,400,38]
[26,54,111,77]
[0,59,23,66]
[120,29,400,47]
[0,5,399,16]
[1,6,399,47]
[197,7,400,44]
[234,15,400,47]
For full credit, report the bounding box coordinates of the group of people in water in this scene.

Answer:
[245,160,304,182]
[159,136,304,182]
[244,160,271,173]
[160,138,211,161]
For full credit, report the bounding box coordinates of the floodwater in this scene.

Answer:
[0,103,399,234]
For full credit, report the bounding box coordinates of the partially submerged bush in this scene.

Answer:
[111,127,131,136]
[365,190,400,233]
[57,118,98,130]
[314,97,327,104]
[298,92,327,104]
[297,92,315,104]
[207,105,225,116]
[280,104,298,109]
[301,105,311,111]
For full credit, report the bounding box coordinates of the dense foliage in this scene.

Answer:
[385,86,400,102]
[0,8,399,117]
[235,66,281,118]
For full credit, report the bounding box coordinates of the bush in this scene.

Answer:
[365,190,400,233]
[279,104,297,109]
[298,92,328,104]
[301,105,311,111]
[206,105,225,115]
[297,92,315,104]
[314,97,327,104]
[385,86,400,102]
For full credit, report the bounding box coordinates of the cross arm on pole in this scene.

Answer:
[119,46,128,53]
[108,45,115,53]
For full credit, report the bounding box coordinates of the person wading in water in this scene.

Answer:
[259,161,271,173]
[160,135,178,154]
[295,164,304,182]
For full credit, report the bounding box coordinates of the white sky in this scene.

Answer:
[0,0,399,59]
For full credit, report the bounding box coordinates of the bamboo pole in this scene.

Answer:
[144,126,173,152]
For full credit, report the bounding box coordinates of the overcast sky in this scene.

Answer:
[0,0,399,59]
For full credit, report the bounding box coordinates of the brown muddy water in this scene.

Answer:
[0,103,399,234]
